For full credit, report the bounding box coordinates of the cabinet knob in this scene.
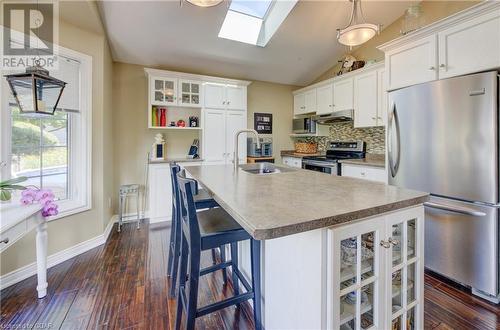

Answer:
[380,240,391,249]
[388,237,400,246]
[1,238,9,244]
[222,101,226,105]
[429,66,435,71]
[228,101,231,105]
[377,116,382,120]
[360,172,366,176]
[440,64,446,68]
[372,117,376,120]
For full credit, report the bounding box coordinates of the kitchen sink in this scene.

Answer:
[240,163,296,175]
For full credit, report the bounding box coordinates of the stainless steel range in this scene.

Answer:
[302,141,366,175]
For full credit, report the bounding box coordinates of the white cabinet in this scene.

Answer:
[327,206,424,330]
[178,79,202,107]
[333,77,354,112]
[354,67,387,128]
[282,156,302,168]
[293,89,317,115]
[204,83,246,111]
[438,9,500,79]
[316,83,334,115]
[225,110,247,163]
[204,83,225,108]
[203,109,227,162]
[226,85,246,110]
[203,108,247,164]
[148,163,173,223]
[150,76,178,106]
[385,35,438,91]
[341,164,386,183]
[380,3,500,90]
[354,70,378,128]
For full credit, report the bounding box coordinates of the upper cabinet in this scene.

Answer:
[438,9,500,79]
[204,83,246,111]
[379,2,500,90]
[150,76,178,106]
[384,35,438,91]
[333,77,354,112]
[316,83,334,115]
[293,89,317,115]
[353,67,387,128]
[178,80,202,106]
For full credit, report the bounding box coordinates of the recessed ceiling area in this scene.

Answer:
[97,1,416,86]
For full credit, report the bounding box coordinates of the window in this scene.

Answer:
[218,0,298,46]
[1,45,92,220]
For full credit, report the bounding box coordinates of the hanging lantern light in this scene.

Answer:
[337,0,380,47]
[5,61,66,116]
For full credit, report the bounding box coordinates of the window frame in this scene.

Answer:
[1,45,93,221]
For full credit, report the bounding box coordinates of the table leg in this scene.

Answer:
[36,220,48,299]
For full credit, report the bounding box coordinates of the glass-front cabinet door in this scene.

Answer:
[150,76,177,106]
[178,79,201,107]
[328,218,385,330]
[385,208,424,330]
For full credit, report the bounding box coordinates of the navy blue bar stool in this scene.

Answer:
[175,170,262,330]
[167,163,227,298]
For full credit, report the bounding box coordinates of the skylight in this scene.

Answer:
[218,0,298,47]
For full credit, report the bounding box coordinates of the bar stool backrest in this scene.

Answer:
[170,163,181,226]
[176,170,201,247]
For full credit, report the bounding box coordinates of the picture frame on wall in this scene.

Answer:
[254,113,272,134]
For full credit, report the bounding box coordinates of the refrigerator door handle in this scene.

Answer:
[424,202,487,217]
[388,102,401,177]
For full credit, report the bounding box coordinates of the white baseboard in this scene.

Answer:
[0,216,116,291]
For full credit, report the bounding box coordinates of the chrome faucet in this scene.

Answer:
[234,129,260,170]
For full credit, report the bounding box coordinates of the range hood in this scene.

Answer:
[313,109,353,124]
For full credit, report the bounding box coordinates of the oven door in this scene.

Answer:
[302,160,338,175]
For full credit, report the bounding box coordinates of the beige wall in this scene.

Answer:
[1,17,114,275]
[313,1,479,83]
[247,81,295,162]
[113,63,296,206]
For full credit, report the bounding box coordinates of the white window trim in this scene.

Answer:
[0,43,92,222]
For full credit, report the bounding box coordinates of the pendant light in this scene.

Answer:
[185,0,223,7]
[4,0,66,116]
[337,0,380,47]
[5,61,66,115]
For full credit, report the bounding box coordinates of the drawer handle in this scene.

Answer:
[360,172,366,176]
[1,238,9,244]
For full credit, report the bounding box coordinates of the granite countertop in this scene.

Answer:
[280,150,325,158]
[149,158,204,164]
[185,164,428,240]
[339,154,386,168]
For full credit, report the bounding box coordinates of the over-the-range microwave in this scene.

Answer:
[293,117,316,134]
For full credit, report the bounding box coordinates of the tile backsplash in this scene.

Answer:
[300,122,385,154]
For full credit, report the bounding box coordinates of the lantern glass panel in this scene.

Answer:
[35,78,64,114]
[9,77,36,113]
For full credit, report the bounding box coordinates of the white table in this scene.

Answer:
[0,202,47,298]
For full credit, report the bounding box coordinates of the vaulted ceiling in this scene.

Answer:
[96,1,416,86]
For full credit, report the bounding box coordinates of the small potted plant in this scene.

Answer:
[0,176,27,202]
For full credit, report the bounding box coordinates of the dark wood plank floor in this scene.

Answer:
[1,222,499,329]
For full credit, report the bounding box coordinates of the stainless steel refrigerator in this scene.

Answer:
[387,71,499,302]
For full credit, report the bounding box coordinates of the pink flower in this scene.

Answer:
[35,189,54,204]
[41,201,58,217]
[20,196,33,205]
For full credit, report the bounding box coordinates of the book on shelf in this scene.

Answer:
[152,106,167,127]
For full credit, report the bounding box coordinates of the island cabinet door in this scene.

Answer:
[327,216,387,330]
[384,207,424,330]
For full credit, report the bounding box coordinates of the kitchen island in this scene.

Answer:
[185,163,428,330]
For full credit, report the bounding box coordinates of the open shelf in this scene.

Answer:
[149,126,202,130]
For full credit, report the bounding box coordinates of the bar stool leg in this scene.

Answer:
[136,192,140,229]
[251,239,262,330]
[167,208,176,278]
[211,249,216,265]
[220,245,227,284]
[186,241,201,330]
[230,242,239,296]
[169,212,181,298]
[175,236,189,330]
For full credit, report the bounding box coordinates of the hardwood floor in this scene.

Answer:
[1,221,499,329]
